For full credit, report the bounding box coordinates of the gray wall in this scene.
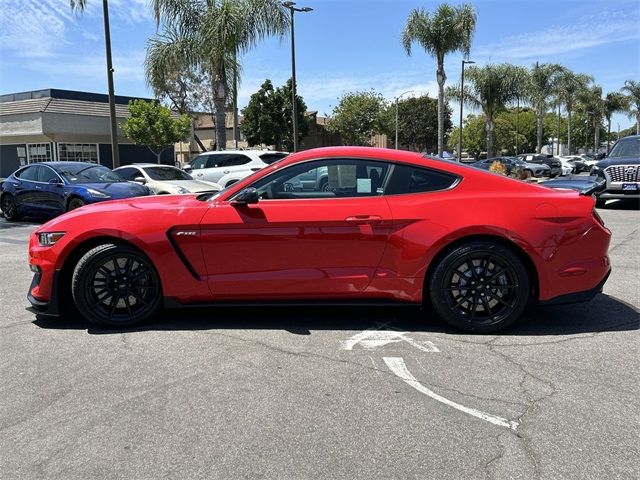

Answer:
[0,144,25,178]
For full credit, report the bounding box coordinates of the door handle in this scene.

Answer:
[345,215,382,224]
[223,170,230,174]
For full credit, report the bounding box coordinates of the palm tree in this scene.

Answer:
[402,3,477,156]
[69,0,121,167]
[603,92,628,152]
[528,62,565,153]
[447,64,519,158]
[621,80,640,135]
[556,71,592,154]
[578,85,606,153]
[508,66,530,155]
[147,0,289,150]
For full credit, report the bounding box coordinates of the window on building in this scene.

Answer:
[57,143,99,163]
[27,143,52,163]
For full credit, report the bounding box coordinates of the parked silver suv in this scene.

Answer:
[591,135,640,207]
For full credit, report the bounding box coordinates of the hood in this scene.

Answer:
[76,182,149,198]
[595,157,640,168]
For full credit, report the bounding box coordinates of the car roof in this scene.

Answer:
[37,162,103,171]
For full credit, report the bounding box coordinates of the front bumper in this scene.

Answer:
[27,268,61,317]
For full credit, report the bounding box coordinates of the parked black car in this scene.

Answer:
[472,157,551,177]
[590,135,640,207]
[517,153,562,177]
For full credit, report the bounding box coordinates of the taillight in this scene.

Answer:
[593,209,605,227]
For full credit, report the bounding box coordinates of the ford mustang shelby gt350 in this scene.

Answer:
[27,147,611,332]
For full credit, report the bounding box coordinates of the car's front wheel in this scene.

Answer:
[428,241,530,333]
[1,194,20,221]
[67,197,85,211]
[72,243,162,327]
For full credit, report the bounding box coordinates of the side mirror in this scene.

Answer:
[183,164,192,172]
[230,187,259,206]
[134,176,147,184]
[48,178,63,186]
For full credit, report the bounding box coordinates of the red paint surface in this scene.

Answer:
[28,147,611,306]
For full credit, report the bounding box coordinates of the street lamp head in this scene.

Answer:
[462,60,475,65]
[299,7,313,12]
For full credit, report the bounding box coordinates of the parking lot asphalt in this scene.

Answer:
[0,201,638,480]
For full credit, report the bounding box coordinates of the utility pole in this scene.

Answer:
[102,0,120,168]
[459,59,475,161]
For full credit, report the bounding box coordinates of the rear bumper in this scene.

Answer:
[538,268,610,306]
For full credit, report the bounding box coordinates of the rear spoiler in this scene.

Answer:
[580,178,606,196]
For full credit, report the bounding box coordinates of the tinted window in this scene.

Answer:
[609,137,640,158]
[247,159,390,200]
[56,165,123,184]
[207,154,252,168]
[144,166,192,181]
[190,155,209,169]
[116,167,141,181]
[38,166,60,183]
[386,164,458,195]
[259,152,288,164]
[16,166,39,181]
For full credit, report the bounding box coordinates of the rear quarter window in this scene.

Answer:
[385,164,459,195]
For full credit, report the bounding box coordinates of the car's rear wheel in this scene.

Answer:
[72,243,162,327]
[428,241,530,333]
[1,194,20,221]
[67,197,85,211]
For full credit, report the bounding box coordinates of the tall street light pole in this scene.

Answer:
[283,2,313,153]
[458,59,475,162]
[101,0,120,168]
[394,90,414,149]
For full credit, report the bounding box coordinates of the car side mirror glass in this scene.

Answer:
[183,164,192,172]
[134,176,146,184]
[48,178,63,186]
[230,187,259,206]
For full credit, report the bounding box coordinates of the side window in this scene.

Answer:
[190,155,209,169]
[38,166,60,183]
[116,167,140,181]
[385,164,458,195]
[225,154,252,167]
[17,166,39,182]
[246,159,390,200]
[208,154,252,168]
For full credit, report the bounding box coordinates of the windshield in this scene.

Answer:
[57,165,124,184]
[144,166,193,181]
[608,137,640,158]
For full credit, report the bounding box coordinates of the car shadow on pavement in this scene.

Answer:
[600,199,640,210]
[32,293,639,337]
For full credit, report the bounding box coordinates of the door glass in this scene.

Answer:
[38,166,59,183]
[246,159,390,200]
[190,155,209,169]
[18,166,40,182]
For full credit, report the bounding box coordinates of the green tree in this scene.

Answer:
[121,100,192,163]
[621,80,640,135]
[146,0,289,151]
[528,62,565,153]
[577,85,606,152]
[327,91,387,146]
[555,70,592,154]
[241,79,308,151]
[494,108,537,154]
[447,114,486,159]
[402,3,477,155]
[447,63,520,157]
[380,95,449,152]
[603,92,629,152]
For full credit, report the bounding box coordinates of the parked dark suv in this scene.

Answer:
[591,135,640,207]
[517,153,562,177]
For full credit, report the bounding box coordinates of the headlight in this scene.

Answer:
[591,166,605,179]
[38,232,65,246]
[87,188,110,198]
[176,186,190,194]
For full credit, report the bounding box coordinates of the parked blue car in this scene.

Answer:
[0,162,151,221]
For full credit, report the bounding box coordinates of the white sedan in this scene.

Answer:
[114,164,222,195]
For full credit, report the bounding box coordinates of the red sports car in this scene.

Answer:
[27,147,611,332]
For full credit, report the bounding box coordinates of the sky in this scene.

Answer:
[0,0,639,129]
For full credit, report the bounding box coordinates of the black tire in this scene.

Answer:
[428,241,530,333]
[595,198,606,208]
[522,169,533,180]
[1,194,20,221]
[67,197,85,212]
[319,178,331,191]
[72,243,162,327]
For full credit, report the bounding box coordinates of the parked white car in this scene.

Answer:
[557,157,575,176]
[114,164,221,194]
[183,150,289,188]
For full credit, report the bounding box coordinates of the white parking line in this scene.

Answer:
[383,357,519,431]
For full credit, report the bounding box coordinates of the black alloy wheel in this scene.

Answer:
[429,241,530,333]
[72,244,162,327]
[67,197,86,211]
[1,194,19,221]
